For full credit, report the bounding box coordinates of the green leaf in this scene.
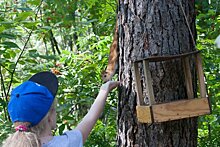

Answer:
[0,49,5,55]
[19,60,26,65]
[41,26,52,30]
[0,42,20,49]
[0,99,7,108]
[3,52,10,58]
[79,19,98,25]
[7,49,16,58]
[22,21,39,28]
[9,63,16,69]
[28,49,37,53]
[25,58,38,64]
[0,21,14,25]
[58,124,65,135]
[27,0,41,6]
[0,26,5,33]
[15,12,34,21]
[17,7,33,11]
[39,55,58,60]
[0,33,16,39]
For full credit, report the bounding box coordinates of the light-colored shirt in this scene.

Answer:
[42,129,83,147]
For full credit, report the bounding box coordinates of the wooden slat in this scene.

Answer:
[134,50,200,63]
[152,98,210,123]
[195,53,207,98]
[182,57,194,99]
[133,62,144,105]
[143,60,156,105]
[136,106,152,123]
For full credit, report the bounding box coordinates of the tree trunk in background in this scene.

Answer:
[117,0,197,146]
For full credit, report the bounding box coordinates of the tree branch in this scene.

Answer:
[49,29,61,54]
[0,66,9,120]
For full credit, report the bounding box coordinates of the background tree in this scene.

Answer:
[196,0,220,146]
[117,0,198,146]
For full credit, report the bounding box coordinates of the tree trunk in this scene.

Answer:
[117,0,197,146]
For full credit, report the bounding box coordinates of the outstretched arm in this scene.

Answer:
[75,81,120,143]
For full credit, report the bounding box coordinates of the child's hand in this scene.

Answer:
[100,81,120,92]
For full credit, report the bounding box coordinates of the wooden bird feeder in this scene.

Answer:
[133,50,211,123]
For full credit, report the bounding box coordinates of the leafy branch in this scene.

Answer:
[1,0,44,121]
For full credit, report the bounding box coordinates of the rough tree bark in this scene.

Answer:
[117,0,197,146]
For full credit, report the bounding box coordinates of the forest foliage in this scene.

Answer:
[0,0,219,146]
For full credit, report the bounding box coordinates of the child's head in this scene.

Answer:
[2,71,58,147]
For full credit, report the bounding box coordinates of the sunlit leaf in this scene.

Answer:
[15,11,34,21]
[27,0,41,6]
[0,26,5,33]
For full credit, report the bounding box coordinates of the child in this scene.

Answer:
[2,71,120,147]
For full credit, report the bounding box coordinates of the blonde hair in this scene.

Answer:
[2,100,56,147]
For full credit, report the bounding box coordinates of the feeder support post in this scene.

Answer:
[133,62,144,105]
[143,60,156,105]
[195,53,207,98]
[182,56,194,99]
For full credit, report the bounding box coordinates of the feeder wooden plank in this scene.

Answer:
[152,98,210,123]
[136,106,152,123]
[133,62,144,105]
[143,60,156,105]
[195,53,207,98]
[134,50,200,63]
[182,56,194,99]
